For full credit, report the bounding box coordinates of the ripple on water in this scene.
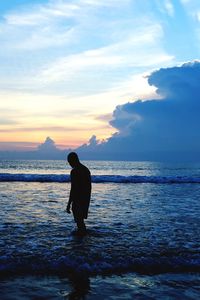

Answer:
[0,182,200,276]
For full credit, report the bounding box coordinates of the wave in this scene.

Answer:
[0,253,200,277]
[0,173,200,183]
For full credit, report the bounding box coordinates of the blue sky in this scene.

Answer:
[0,0,199,151]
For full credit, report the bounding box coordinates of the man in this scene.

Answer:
[66,152,91,235]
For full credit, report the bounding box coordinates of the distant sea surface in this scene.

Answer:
[0,160,200,299]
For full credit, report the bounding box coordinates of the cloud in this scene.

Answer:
[0,119,18,125]
[0,0,174,98]
[0,141,39,151]
[37,136,59,152]
[0,109,20,125]
[0,124,108,133]
[5,2,80,26]
[0,137,71,158]
[79,0,130,7]
[157,0,174,17]
[2,13,75,52]
[76,61,200,161]
[164,0,174,17]
[1,1,79,52]
[39,25,173,95]
[76,135,103,157]
[93,113,113,122]
[1,0,131,51]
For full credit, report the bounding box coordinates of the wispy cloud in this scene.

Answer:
[0,124,109,133]
[164,0,174,17]
[0,141,39,151]
[39,23,173,87]
[0,0,174,92]
[1,1,81,52]
[0,118,18,125]
[79,0,130,7]
[5,2,80,26]
[1,0,130,51]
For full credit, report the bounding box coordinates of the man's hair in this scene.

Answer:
[67,152,79,163]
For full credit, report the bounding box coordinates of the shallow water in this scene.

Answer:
[0,160,200,298]
[0,181,200,276]
[1,273,200,300]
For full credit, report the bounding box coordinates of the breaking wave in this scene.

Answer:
[0,253,200,277]
[0,173,200,183]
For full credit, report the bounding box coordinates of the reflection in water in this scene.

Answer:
[66,273,90,300]
[61,233,91,299]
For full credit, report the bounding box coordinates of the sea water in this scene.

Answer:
[0,160,200,299]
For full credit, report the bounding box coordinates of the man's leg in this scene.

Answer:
[76,217,86,233]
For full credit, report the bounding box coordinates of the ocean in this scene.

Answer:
[0,159,200,299]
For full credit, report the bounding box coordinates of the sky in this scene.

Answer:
[77,61,200,162]
[0,0,200,156]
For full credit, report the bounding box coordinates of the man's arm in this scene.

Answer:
[66,195,72,213]
[66,170,75,213]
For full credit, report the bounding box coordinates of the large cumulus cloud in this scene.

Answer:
[77,61,200,161]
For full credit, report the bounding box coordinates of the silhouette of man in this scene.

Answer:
[66,152,91,235]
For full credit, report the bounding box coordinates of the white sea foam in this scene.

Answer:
[0,173,200,183]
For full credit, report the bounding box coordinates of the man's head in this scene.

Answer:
[67,152,80,168]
